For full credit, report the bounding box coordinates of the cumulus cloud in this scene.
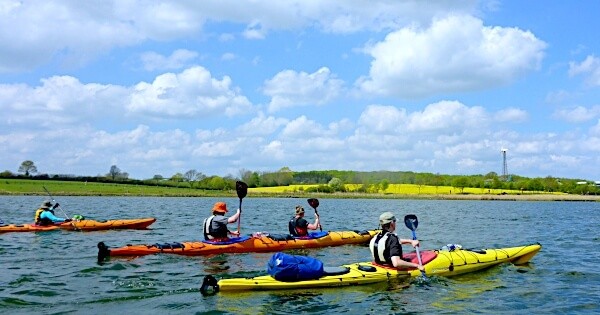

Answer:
[569,55,600,86]
[0,76,128,129]
[128,66,253,118]
[0,1,479,72]
[495,107,528,123]
[358,14,547,98]
[263,67,344,112]
[141,49,199,71]
[553,105,600,123]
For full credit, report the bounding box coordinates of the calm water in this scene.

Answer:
[0,196,599,314]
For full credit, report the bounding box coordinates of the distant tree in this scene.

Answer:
[152,174,163,185]
[184,169,198,182]
[452,177,470,193]
[107,165,121,180]
[328,177,345,192]
[18,160,38,177]
[0,170,14,178]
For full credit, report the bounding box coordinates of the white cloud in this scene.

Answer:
[128,66,253,117]
[406,101,488,133]
[495,107,528,123]
[141,49,198,71]
[0,76,128,129]
[569,55,600,86]
[263,67,344,112]
[280,116,325,138]
[553,105,600,123]
[0,1,479,72]
[237,112,288,136]
[358,14,546,98]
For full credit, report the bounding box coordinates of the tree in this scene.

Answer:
[328,177,345,192]
[152,174,163,185]
[107,165,121,181]
[18,160,37,177]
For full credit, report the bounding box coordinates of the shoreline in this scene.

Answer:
[1,191,599,202]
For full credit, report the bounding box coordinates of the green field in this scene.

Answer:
[0,179,567,199]
[0,179,229,197]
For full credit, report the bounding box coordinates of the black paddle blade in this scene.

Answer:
[404,214,419,231]
[307,198,319,209]
[236,181,248,199]
[97,242,111,265]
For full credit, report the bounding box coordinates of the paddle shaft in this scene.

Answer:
[43,186,70,219]
[237,198,242,233]
[410,229,427,278]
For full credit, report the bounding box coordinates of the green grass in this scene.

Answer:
[0,179,230,197]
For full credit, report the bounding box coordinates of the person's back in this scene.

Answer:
[202,202,241,240]
[288,205,319,237]
[370,211,424,271]
[34,201,58,226]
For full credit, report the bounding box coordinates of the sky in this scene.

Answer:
[1,1,600,181]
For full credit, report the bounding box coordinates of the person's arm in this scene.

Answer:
[399,238,420,248]
[41,211,65,223]
[391,256,424,271]
[227,209,241,224]
[307,216,320,230]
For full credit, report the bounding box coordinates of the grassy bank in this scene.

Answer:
[1,179,598,201]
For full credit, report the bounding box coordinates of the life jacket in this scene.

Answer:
[34,208,55,226]
[369,231,398,265]
[203,215,228,240]
[288,217,308,237]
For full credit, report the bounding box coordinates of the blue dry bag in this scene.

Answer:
[267,252,324,282]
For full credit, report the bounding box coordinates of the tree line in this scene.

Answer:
[3,160,599,195]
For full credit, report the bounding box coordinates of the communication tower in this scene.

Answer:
[501,148,508,180]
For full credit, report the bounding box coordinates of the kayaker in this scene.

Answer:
[203,202,241,240]
[288,205,320,237]
[369,211,424,271]
[34,201,71,225]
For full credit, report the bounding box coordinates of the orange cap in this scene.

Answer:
[212,202,228,213]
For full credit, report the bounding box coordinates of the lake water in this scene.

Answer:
[0,196,598,314]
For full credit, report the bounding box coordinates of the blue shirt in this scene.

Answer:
[40,210,66,223]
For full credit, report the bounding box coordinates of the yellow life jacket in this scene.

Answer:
[34,208,44,224]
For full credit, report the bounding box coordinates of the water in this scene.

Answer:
[1,196,599,314]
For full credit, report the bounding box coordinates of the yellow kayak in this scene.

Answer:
[201,243,541,294]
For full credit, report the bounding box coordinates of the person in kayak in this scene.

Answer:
[369,211,424,271]
[202,202,241,240]
[288,205,320,237]
[34,201,71,225]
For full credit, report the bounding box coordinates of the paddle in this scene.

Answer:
[43,186,71,220]
[307,198,322,231]
[404,214,427,279]
[235,181,248,234]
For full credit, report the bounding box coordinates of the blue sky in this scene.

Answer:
[1,1,599,181]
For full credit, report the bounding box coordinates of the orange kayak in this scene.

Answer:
[0,218,156,233]
[97,230,378,260]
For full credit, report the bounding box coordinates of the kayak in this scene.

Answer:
[201,243,541,294]
[97,230,378,260]
[0,218,156,233]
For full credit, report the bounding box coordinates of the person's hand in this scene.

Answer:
[64,218,72,223]
[417,264,425,272]
[52,203,60,209]
[230,230,240,237]
[411,240,420,247]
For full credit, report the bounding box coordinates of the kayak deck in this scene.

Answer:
[98,230,379,259]
[0,218,156,233]
[210,243,542,292]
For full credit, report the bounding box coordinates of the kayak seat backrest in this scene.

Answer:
[152,242,185,250]
[403,250,438,265]
[267,234,296,241]
[353,230,371,235]
[323,266,350,276]
[202,235,251,245]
